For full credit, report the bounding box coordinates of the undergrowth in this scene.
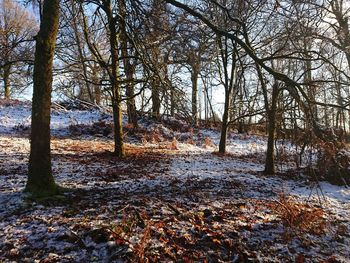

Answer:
[271,192,326,240]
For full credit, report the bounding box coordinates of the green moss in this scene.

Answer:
[24,183,72,199]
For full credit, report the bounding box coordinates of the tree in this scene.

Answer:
[147,0,170,119]
[172,15,214,124]
[164,0,349,172]
[25,0,61,197]
[104,0,125,157]
[319,0,350,69]
[55,0,106,104]
[217,34,239,153]
[0,0,37,99]
[80,0,125,157]
[119,0,138,127]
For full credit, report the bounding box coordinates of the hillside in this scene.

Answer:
[0,100,349,262]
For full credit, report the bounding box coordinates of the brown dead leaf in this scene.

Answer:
[295,254,305,263]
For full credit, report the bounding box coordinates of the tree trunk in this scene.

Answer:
[70,0,94,103]
[105,0,125,157]
[191,67,199,125]
[218,37,236,154]
[264,83,279,175]
[170,87,175,117]
[91,63,101,105]
[150,0,165,119]
[3,64,10,99]
[151,79,161,119]
[94,84,101,105]
[125,78,137,126]
[265,112,276,174]
[304,40,317,121]
[331,1,350,72]
[26,0,60,197]
[119,0,137,127]
[219,91,230,153]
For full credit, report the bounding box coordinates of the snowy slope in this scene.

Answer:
[0,100,110,136]
[0,100,349,262]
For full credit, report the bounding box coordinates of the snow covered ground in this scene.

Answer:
[0,100,112,136]
[0,100,349,262]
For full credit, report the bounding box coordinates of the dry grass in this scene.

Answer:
[109,210,153,263]
[204,137,215,148]
[51,138,113,154]
[169,137,178,150]
[51,137,182,158]
[271,192,326,239]
[141,129,163,144]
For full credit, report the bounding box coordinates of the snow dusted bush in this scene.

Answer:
[317,145,350,186]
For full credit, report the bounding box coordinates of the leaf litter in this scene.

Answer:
[0,101,349,262]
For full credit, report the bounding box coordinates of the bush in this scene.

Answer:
[316,142,350,185]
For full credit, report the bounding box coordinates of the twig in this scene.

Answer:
[63,226,88,249]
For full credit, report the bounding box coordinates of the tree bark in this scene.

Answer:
[26,0,60,196]
[149,0,165,119]
[191,67,199,125]
[119,0,137,127]
[264,82,279,175]
[91,64,101,105]
[218,37,236,154]
[70,1,94,103]
[3,64,11,99]
[170,87,175,117]
[331,1,350,70]
[151,78,161,119]
[219,91,230,153]
[104,0,125,157]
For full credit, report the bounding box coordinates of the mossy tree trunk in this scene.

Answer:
[264,82,279,175]
[26,0,60,197]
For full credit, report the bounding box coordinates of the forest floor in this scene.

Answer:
[0,99,349,263]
